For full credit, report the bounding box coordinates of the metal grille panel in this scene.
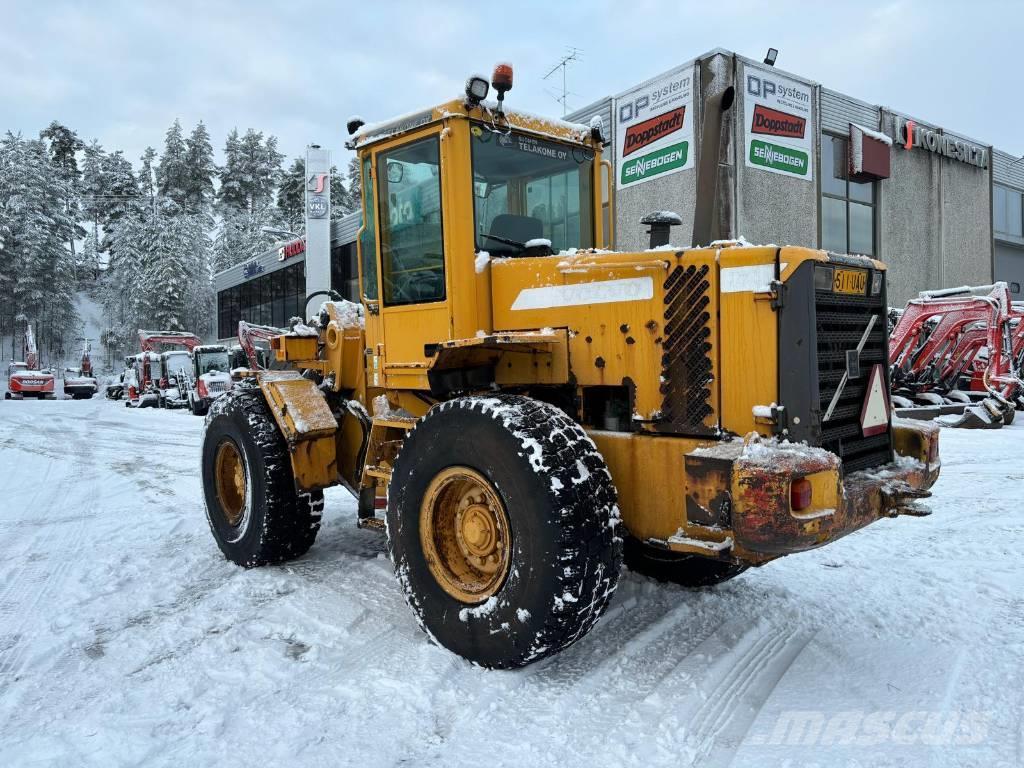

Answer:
[659,264,714,435]
[815,284,893,473]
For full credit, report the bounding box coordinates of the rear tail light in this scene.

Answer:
[790,477,813,512]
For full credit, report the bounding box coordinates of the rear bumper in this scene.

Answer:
[684,420,940,562]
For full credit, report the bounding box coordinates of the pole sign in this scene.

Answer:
[304,146,332,317]
[743,65,814,181]
[614,66,695,190]
[893,117,988,169]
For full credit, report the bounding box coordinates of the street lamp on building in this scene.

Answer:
[261,226,302,241]
[763,48,779,67]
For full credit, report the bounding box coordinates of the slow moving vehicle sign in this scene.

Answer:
[743,64,814,181]
[615,64,695,190]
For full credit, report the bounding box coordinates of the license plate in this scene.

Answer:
[833,268,867,295]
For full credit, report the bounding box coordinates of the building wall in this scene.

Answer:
[734,56,819,249]
[613,61,700,252]
[879,111,992,305]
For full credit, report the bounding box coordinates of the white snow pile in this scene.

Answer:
[752,403,777,419]
[0,402,1022,766]
[321,299,365,330]
[474,251,491,273]
[289,322,319,337]
[851,122,894,146]
[525,238,552,250]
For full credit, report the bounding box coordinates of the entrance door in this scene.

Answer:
[374,132,450,389]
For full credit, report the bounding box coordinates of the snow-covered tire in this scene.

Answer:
[623,536,747,587]
[387,394,622,669]
[201,388,323,567]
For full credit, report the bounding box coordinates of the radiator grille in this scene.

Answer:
[659,264,714,435]
[816,286,893,473]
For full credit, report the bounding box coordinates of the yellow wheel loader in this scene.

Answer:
[200,64,940,669]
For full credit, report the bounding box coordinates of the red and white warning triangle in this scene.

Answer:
[860,363,891,437]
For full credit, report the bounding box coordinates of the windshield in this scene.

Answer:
[471,126,594,256]
[197,351,229,375]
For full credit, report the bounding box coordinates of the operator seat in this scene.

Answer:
[487,214,544,257]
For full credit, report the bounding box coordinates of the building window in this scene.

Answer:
[821,135,876,256]
[331,242,359,301]
[994,183,1023,238]
[217,261,307,339]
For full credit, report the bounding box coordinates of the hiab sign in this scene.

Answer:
[614,65,694,189]
[743,65,814,181]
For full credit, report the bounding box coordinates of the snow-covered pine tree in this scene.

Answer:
[184,121,216,215]
[277,158,305,233]
[157,120,189,209]
[138,146,158,215]
[97,150,139,256]
[0,133,79,362]
[346,156,362,213]
[39,121,86,265]
[331,165,352,218]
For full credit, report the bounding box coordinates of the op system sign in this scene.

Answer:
[615,67,694,189]
[744,65,814,181]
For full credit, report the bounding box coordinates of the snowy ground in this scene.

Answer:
[0,398,1021,767]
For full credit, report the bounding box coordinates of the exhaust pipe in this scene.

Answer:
[691,85,735,248]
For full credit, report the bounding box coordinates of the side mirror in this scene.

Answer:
[387,162,404,184]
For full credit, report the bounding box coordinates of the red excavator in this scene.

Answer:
[4,324,55,400]
[124,330,201,408]
[889,283,1023,427]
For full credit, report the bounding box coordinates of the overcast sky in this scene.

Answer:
[3,0,1022,169]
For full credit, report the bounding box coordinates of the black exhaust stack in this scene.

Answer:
[691,85,734,248]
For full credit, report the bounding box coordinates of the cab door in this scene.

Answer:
[372,128,451,390]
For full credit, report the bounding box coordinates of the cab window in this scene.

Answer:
[471,127,594,256]
[376,137,445,305]
[359,157,379,300]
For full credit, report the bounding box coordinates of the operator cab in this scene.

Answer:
[345,62,609,388]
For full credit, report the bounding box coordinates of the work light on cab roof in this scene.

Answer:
[491,62,513,112]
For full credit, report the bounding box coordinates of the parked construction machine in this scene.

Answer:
[5,324,55,400]
[182,344,233,416]
[200,64,941,668]
[124,330,201,408]
[889,283,1023,427]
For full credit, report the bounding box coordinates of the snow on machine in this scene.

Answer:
[4,325,55,400]
[183,344,233,416]
[61,367,98,399]
[124,331,201,408]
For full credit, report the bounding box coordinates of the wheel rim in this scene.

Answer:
[214,439,247,529]
[419,466,512,603]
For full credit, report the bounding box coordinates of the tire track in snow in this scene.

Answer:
[654,619,814,767]
[0,411,98,693]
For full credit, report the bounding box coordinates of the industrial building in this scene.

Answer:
[214,47,1024,340]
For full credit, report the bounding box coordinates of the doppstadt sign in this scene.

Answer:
[743,65,814,181]
[894,118,988,169]
[614,66,694,190]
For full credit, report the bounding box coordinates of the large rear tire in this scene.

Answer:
[387,395,622,669]
[201,387,324,567]
[624,536,748,587]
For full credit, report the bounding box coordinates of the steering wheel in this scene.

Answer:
[482,232,525,250]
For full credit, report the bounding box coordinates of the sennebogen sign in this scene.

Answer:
[894,117,988,170]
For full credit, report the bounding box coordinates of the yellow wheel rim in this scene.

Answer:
[419,467,512,603]
[214,440,247,527]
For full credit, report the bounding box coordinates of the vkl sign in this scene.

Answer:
[895,118,988,169]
